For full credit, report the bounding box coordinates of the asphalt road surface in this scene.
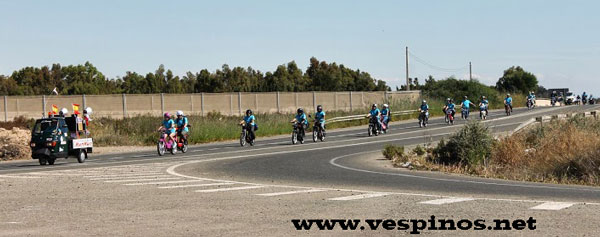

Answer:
[1,105,599,236]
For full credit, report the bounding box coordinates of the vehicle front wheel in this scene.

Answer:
[77,150,86,163]
[240,131,246,147]
[39,158,47,166]
[292,131,297,144]
[157,142,166,156]
[48,158,56,165]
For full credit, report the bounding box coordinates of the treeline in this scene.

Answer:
[400,65,540,103]
[0,57,389,96]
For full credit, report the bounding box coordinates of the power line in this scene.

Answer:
[408,51,469,72]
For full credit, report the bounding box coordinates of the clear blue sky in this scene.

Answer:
[1,0,599,94]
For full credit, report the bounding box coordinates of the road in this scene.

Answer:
[1,105,599,236]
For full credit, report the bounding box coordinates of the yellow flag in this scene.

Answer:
[52,105,59,114]
[72,104,80,115]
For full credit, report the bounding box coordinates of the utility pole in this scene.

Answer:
[469,62,472,80]
[405,47,410,91]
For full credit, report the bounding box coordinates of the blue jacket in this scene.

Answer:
[315,111,326,123]
[176,117,189,132]
[295,113,308,125]
[369,109,381,118]
[243,115,255,125]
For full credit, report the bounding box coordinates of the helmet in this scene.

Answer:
[164,112,171,118]
[316,105,322,112]
[84,107,92,114]
[422,100,426,104]
[506,93,511,97]
[60,108,68,115]
[372,104,378,108]
[383,104,389,108]
[297,108,304,114]
[176,110,184,116]
[482,96,486,99]
[246,109,252,115]
[464,96,468,99]
[446,98,451,101]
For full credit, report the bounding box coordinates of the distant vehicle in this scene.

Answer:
[30,116,92,165]
[565,92,576,105]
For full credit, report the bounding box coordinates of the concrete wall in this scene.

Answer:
[0,91,420,121]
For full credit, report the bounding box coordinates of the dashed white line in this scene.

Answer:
[195,185,265,193]
[103,177,180,183]
[90,175,172,181]
[26,172,82,176]
[328,193,390,201]
[530,202,576,210]
[420,197,475,205]
[158,182,235,189]
[123,180,206,186]
[0,175,41,179]
[84,173,164,178]
[256,189,326,197]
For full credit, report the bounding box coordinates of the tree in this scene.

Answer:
[1,58,391,95]
[422,76,501,105]
[496,66,538,94]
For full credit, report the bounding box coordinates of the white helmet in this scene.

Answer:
[176,110,184,116]
[60,108,68,115]
[84,107,92,114]
[383,104,389,108]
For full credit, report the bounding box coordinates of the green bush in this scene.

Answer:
[382,144,405,160]
[413,145,426,156]
[432,121,494,166]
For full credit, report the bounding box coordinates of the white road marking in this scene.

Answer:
[103,177,180,183]
[420,197,475,205]
[26,172,82,176]
[0,175,41,179]
[158,182,235,189]
[90,175,172,181]
[329,152,600,193]
[195,185,265,193]
[123,180,206,186]
[166,149,600,207]
[530,202,576,210]
[328,193,390,201]
[84,173,164,178]
[256,189,326,197]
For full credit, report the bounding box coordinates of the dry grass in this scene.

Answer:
[488,118,600,185]
[392,116,600,186]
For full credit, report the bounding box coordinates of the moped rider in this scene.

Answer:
[367,104,382,132]
[291,108,308,138]
[314,105,326,136]
[158,112,176,144]
[241,109,256,141]
[175,110,189,143]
